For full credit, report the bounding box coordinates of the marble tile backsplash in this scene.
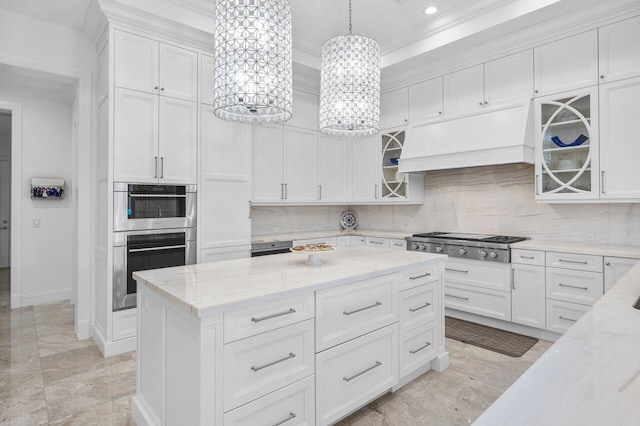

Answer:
[251,164,640,246]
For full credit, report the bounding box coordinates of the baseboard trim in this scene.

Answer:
[92,323,108,355]
[132,395,160,426]
[445,308,561,342]
[75,319,91,340]
[11,293,20,309]
[21,289,71,306]
[93,326,136,358]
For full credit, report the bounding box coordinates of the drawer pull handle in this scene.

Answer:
[445,294,469,301]
[410,341,432,354]
[520,255,535,259]
[558,283,589,290]
[343,301,382,316]
[251,352,296,372]
[559,316,577,322]
[445,268,469,274]
[558,259,588,265]
[343,361,382,382]
[409,302,431,312]
[251,308,296,323]
[271,412,296,426]
[369,240,384,245]
[409,272,432,280]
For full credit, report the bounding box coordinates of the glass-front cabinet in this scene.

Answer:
[535,87,599,201]
[381,129,408,199]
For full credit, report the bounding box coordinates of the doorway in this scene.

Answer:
[0,109,10,309]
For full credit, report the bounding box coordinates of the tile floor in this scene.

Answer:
[0,267,553,425]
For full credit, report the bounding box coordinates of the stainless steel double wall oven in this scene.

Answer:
[113,183,196,311]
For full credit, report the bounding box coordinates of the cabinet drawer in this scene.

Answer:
[365,237,390,248]
[293,237,338,247]
[336,236,351,247]
[224,294,314,343]
[546,268,603,306]
[316,324,398,426]
[349,236,365,246]
[389,239,407,250]
[399,264,438,291]
[224,376,315,426]
[546,299,589,334]
[316,274,398,352]
[444,282,511,321]
[444,258,511,292]
[399,321,438,379]
[223,319,315,411]
[511,249,545,266]
[546,251,603,273]
[399,282,438,335]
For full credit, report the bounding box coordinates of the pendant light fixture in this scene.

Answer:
[319,0,380,137]
[213,0,293,124]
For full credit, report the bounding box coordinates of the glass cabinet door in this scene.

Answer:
[536,88,598,199]
[381,130,407,199]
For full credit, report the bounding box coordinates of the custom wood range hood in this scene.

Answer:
[398,100,535,173]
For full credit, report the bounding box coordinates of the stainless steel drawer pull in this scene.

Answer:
[128,194,187,198]
[251,352,296,372]
[558,283,589,290]
[409,272,432,280]
[445,268,469,274]
[343,301,382,316]
[272,412,297,426]
[558,259,588,265]
[409,341,432,354]
[409,302,431,312]
[369,240,384,245]
[251,308,296,322]
[445,294,469,301]
[559,316,577,322]
[343,361,382,382]
[128,245,186,253]
[520,255,535,259]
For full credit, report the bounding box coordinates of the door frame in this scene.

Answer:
[0,155,11,269]
[0,53,93,340]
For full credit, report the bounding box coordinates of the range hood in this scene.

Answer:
[398,100,534,173]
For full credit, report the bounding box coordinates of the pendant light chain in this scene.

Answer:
[349,0,352,34]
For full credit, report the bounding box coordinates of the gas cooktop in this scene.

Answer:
[411,232,527,245]
[406,232,528,262]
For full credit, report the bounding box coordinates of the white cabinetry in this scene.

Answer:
[283,127,318,202]
[251,125,284,202]
[318,134,349,202]
[512,262,546,330]
[599,76,640,199]
[200,54,215,105]
[409,77,443,123]
[365,236,389,249]
[598,15,640,84]
[484,50,534,108]
[443,65,484,117]
[604,256,637,292]
[380,87,408,129]
[158,97,197,184]
[114,30,198,101]
[351,134,380,202]
[534,30,598,97]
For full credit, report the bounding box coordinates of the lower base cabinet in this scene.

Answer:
[399,321,438,379]
[546,299,590,334]
[315,324,399,426]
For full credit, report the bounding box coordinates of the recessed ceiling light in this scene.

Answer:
[424,6,438,15]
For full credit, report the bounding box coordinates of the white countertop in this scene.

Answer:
[475,260,640,426]
[134,246,446,317]
[511,239,640,258]
[251,229,410,244]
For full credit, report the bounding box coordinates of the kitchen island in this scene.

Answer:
[130,246,448,426]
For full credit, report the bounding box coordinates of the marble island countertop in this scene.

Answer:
[251,229,411,244]
[511,239,640,258]
[475,259,640,425]
[134,246,446,317]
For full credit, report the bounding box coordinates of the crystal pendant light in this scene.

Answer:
[213,0,292,124]
[319,0,380,137]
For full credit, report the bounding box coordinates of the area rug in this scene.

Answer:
[445,316,539,357]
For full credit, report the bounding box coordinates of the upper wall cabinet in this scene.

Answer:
[351,134,381,202]
[318,134,349,202]
[443,64,484,117]
[114,31,198,102]
[409,77,443,124]
[484,50,534,108]
[534,30,598,97]
[201,54,215,106]
[599,15,640,84]
[288,90,318,130]
[380,87,409,129]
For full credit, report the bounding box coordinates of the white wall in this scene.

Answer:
[0,90,74,304]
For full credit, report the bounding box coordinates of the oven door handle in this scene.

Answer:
[128,194,187,198]
[128,244,187,253]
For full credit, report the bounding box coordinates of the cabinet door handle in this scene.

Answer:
[409,341,432,354]
[154,156,158,178]
[251,308,296,322]
[409,302,431,312]
[160,87,165,91]
[154,86,159,90]
[271,412,297,426]
[374,184,378,199]
[535,174,539,195]
[445,268,469,274]
[558,259,588,265]
[558,283,589,291]
[520,255,535,259]
[248,201,252,219]
[284,183,288,199]
[409,272,431,280]
[251,352,296,372]
[280,183,284,200]
[343,301,382,316]
[160,157,164,179]
[445,294,469,301]
[343,361,382,382]
[559,316,577,322]
[512,267,515,290]
[478,102,484,106]
[319,184,322,200]
[605,262,611,266]
[369,240,384,245]
[484,101,488,105]
[601,170,606,194]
